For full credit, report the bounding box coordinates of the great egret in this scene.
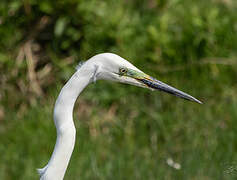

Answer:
[38,53,201,180]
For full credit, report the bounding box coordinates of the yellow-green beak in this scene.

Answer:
[121,68,202,104]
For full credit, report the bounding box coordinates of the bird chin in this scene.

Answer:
[98,72,152,90]
[118,76,152,90]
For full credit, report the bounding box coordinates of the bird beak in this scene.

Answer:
[124,69,202,104]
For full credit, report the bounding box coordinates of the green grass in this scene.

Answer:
[0,0,237,179]
[1,66,237,180]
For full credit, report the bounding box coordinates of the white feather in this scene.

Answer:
[75,61,85,70]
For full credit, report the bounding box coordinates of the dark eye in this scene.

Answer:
[119,68,127,75]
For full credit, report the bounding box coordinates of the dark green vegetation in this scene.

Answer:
[0,0,237,179]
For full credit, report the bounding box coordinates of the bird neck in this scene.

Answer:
[39,67,94,180]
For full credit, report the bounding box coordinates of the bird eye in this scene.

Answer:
[119,68,127,75]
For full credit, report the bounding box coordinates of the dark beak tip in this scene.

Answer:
[198,100,203,104]
[141,77,203,105]
[197,101,203,104]
[193,99,203,104]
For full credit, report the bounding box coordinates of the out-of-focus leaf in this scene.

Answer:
[54,17,68,37]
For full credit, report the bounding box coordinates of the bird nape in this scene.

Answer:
[38,53,202,180]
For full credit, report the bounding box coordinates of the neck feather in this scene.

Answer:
[39,66,94,180]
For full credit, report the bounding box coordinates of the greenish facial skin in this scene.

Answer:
[118,67,151,81]
[118,67,202,104]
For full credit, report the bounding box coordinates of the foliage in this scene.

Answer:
[0,0,237,179]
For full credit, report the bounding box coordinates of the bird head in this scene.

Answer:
[84,53,202,104]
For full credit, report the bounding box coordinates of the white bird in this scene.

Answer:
[38,53,201,180]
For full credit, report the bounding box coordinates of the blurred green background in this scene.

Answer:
[0,0,237,179]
